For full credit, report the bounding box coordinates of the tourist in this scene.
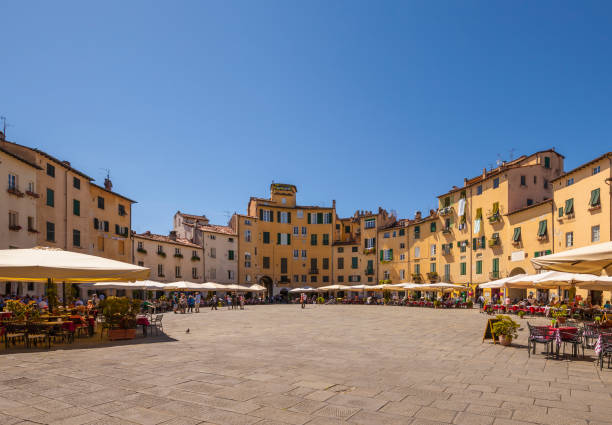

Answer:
[187,294,195,313]
[231,294,237,310]
[211,294,218,310]
[194,292,201,313]
[226,294,231,310]
[300,292,306,309]
[239,295,245,310]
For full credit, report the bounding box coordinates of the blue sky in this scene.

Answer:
[2,1,611,233]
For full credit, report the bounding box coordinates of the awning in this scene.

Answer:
[531,242,612,275]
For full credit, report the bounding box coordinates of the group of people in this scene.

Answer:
[208,293,246,310]
[172,293,201,314]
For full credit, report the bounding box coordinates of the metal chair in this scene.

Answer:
[26,323,50,349]
[598,333,612,370]
[149,314,163,336]
[527,322,553,358]
[3,322,26,349]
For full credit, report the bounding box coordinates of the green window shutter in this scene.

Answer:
[545,249,552,255]
[259,209,263,220]
[317,212,323,224]
[558,207,564,217]
[476,260,482,274]
[399,229,405,236]
[352,257,358,269]
[288,212,291,223]
[311,234,317,245]
[269,210,274,222]
[472,238,477,250]
[460,262,466,275]
[307,213,311,224]
[565,198,574,214]
[590,188,600,206]
[481,236,486,248]
[457,241,461,248]
[277,233,281,245]
[73,199,80,216]
[263,232,269,244]
[228,250,234,260]
[492,258,499,272]
[389,249,393,260]
[430,222,436,232]
[277,211,281,222]
[537,220,547,237]
[513,227,521,242]
[380,250,383,261]
[327,212,332,223]
[287,234,291,245]
[367,260,373,269]
[534,251,540,258]
[544,156,550,168]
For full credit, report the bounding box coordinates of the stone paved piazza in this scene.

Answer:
[1,305,611,425]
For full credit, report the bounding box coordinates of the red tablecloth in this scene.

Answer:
[62,322,76,332]
[0,312,12,319]
[137,317,150,326]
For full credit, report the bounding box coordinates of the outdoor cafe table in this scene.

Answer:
[136,315,150,336]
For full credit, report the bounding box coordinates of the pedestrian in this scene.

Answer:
[239,295,245,310]
[300,293,306,309]
[226,294,231,310]
[211,294,218,310]
[231,294,237,310]
[195,292,201,313]
[187,294,195,313]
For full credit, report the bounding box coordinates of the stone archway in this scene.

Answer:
[509,267,526,277]
[259,276,273,297]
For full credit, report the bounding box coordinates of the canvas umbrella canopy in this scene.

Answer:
[248,284,266,292]
[576,275,612,291]
[89,280,168,290]
[478,274,527,289]
[200,282,230,291]
[223,284,253,292]
[289,286,317,293]
[0,247,150,283]
[418,282,466,292]
[165,281,211,291]
[317,285,352,291]
[531,241,612,275]
[506,271,597,289]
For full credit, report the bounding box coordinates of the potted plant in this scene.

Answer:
[517,310,526,319]
[552,306,568,324]
[99,296,140,340]
[433,300,441,308]
[492,315,520,346]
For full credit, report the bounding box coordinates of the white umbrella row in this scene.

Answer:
[478,271,612,290]
[89,281,266,292]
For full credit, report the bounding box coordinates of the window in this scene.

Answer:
[414,226,420,239]
[278,233,290,245]
[137,241,144,250]
[352,246,358,252]
[564,198,574,216]
[323,258,329,270]
[383,232,389,239]
[430,263,436,273]
[281,198,286,204]
[544,179,549,189]
[297,210,303,218]
[364,218,375,229]
[281,258,288,274]
[444,264,450,280]
[512,227,521,243]
[300,226,306,236]
[381,249,393,262]
[262,231,270,244]
[244,253,251,268]
[27,216,35,232]
[323,213,332,224]
[566,232,574,247]
[73,229,80,247]
[337,257,344,270]
[209,234,216,240]
[399,228,405,236]
[97,196,105,209]
[558,207,564,218]
[103,221,109,232]
[338,247,344,253]
[293,249,299,259]
[493,177,500,189]
[566,178,574,186]
[8,173,16,190]
[157,245,164,254]
[310,258,317,271]
[337,275,344,282]
[589,188,601,207]
[430,222,436,232]
[322,234,329,245]
[400,269,406,280]
[228,250,235,260]
[399,253,405,260]
[414,247,420,258]
[210,247,216,258]
[351,257,358,269]
[293,275,299,283]
[278,211,290,223]
[520,175,526,186]
[414,264,420,275]
[593,166,601,175]
[301,275,306,283]
[533,176,537,184]
[228,237,233,243]
[476,260,482,275]
[157,264,164,277]
[383,270,390,280]
[138,261,144,267]
[73,177,80,189]
[210,268,216,279]
[46,163,55,177]
[293,226,299,236]
[460,262,467,276]
[365,238,375,249]
[245,230,252,242]
[476,185,483,195]
[46,222,55,242]
[526,199,533,206]
[73,199,80,216]
[118,204,126,216]
[323,276,329,283]
[399,242,405,249]
[592,225,600,243]
[263,257,270,269]
[544,156,551,169]
[46,188,54,207]
[537,220,547,238]
[8,211,18,229]
[311,234,317,245]
[244,219,251,225]
[261,210,273,222]
[310,276,317,283]
[345,225,350,233]
[174,247,181,256]
[192,268,198,279]
[430,245,436,256]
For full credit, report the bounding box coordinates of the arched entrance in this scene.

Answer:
[259,276,273,299]
[509,267,526,277]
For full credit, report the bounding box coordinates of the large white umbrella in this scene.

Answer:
[479,274,527,289]
[577,275,612,291]
[289,286,318,293]
[418,282,466,292]
[531,242,612,275]
[248,284,267,292]
[0,247,149,282]
[89,280,168,290]
[223,284,253,292]
[200,282,230,291]
[165,281,212,291]
[507,271,598,289]
[318,285,352,291]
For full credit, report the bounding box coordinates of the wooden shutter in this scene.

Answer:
[288,212,291,223]
[389,249,393,260]
[513,227,521,242]
[317,212,323,224]
[380,250,383,261]
[307,213,311,224]
[269,210,274,222]
[590,188,600,206]
[481,236,486,248]
[472,238,477,250]
[277,211,281,222]
[287,234,291,245]
[277,233,281,245]
[259,209,263,220]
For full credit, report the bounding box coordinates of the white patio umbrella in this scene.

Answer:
[0,247,149,282]
[201,282,230,291]
[478,274,527,289]
[89,280,167,290]
[289,286,317,293]
[531,242,612,275]
[223,284,253,292]
[577,275,612,291]
[317,285,353,291]
[507,271,597,289]
[248,284,267,292]
[418,282,466,292]
[165,281,212,291]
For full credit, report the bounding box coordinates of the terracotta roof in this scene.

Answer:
[134,232,201,248]
[176,211,209,221]
[0,146,42,170]
[551,152,612,183]
[506,199,553,216]
[197,224,236,236]
[90,182,137,204]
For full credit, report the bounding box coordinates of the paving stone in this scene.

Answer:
[347,410,408,425]
[326,393,387,411]
[305,391,336,402]
[313,405,361,420]
[453,412,494,425]
[251,406,310,425]
[465,405,512,419]
[111,407,175,425]
[288,399,328,414]
[380,400,421,417]
[414,407,457,423]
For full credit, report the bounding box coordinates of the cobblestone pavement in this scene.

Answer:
[1,305,611,425]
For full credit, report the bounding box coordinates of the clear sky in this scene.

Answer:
[3,1,611,233]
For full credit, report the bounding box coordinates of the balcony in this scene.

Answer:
[364,268,374,275]
[156,251,167,258]
[308,268,319,275]
[488,238,499,248]
[8,225,22,231]
[27,227,39,233]
[442,247,452,255]
[279,276,290,283]
[7,187,25,198]
[191,255,201,261]
[174,253,184,259]
[426,272,439,282]
[442,227,452,234]
[411,273,422,283]
[489,271,501,280]
[25,190,40,198]
[439,206,453,216]
[137,247,147,254]
[363,247,375,255]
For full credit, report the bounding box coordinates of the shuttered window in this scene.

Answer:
[537,220,547,237]
[565,198,574,215]
[512,227,521,242]
[590,188,600,207]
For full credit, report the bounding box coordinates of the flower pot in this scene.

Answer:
[499,335,512,346]
[557,317,566,324]
[108,328,136,341]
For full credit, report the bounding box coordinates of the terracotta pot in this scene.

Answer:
[499,335,512,346]
[108,328,136,341]
[558,317,566,324]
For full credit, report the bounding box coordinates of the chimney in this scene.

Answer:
[464,178,468,186]
[332,200,336,210]
[482,168,487,178]
[415,211,422,220]
[0,131,5,141]
[429,209,435,216]
[144,231,151,236]
[104,177,113,191]
[62,160,71,167]
[169,231,177,241]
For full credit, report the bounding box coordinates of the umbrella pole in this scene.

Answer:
[62,281,66,308]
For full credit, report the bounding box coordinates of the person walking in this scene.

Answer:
[226,294,231,310]
[231,294,237,310]
[300,292,306,309]
[211,294,218,310]
[187,294,195,313]
[239,295,245,310]
[195,292,201,313]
